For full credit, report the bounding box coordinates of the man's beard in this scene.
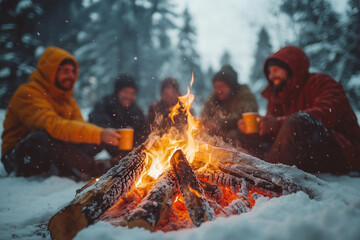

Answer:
[55,78,73,91]
[270,80,287,95]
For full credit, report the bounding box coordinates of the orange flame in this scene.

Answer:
[136,73,206,187]
[188,186,203,198]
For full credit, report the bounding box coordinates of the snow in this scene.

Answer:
[0,67,10,78]
[0,109,360,239]
[16,0,33,13]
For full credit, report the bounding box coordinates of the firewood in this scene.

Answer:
[197,144,321,198]
[199,180,223,201]
[75,178,98,195]
[127,170,178,231]
[225,198,250,215]
[217,162,283,194]
[207,199,228,217]
[196,170,244,193]
[48,144,148,240]
[100,187,147,227]
[170,149,214,227]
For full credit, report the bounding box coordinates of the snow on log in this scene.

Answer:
[171,149,214,226]
[224,198,250,215]
[200,144,325,198]
[199,180,223,201]
[127,170,178,231]
[48,144,148,240]
[196,170,244,194]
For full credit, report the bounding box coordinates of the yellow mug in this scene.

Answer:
[118,128,134,150]
[242,112,260,134]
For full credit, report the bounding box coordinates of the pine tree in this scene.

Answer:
[280,0,342,75]
[0,0,182,111]
[0,0,88,108]
[176,7,204,101]
[0,0,43,108]
[250,27,272,83]
[249,27,272,113]
[35,0,83,51]
[71,0,178,109]
[341,0,360,110]
[280,0,359,111]
[203,65,215,97]
[220,50,232,66]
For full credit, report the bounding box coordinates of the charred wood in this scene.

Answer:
[207,199,228,217]
[200,145,319,198]
[196,170,244,195]
[217,162,283,194]
[127,170,178,231]
[225,198,250,215]
[199,180,223,202]
[48,144,148,240]
[100,187,147,227]
[171,149,214,226]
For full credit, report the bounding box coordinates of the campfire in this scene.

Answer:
[48,75,314,240]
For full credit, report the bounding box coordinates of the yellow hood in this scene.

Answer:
[29,46,79,99]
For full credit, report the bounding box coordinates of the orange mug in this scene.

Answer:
[242,112,260,134]
[118,128,134,150]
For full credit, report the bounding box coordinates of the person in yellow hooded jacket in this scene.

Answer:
[1,46,122,180]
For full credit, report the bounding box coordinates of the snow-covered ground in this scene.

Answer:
[1,109,360,240]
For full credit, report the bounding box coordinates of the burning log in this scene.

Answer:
[48,140,325,237]
[198,145,320,198]
[217,158,310,196]
[217,162,283,194]
[170,149,214,227]
[199,180,223,202]
[196,170,245,195]
[127,170,178,231]
[48,144,148,240]
[225,198,250,215]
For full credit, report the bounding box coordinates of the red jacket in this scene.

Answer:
[261,46,360,171]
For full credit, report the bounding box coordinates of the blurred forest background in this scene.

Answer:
[0,0,359,114]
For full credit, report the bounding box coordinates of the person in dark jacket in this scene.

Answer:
[146,77,187,135]
[85,74,146,157]
[238,46,360,174]
[201,65,258,140]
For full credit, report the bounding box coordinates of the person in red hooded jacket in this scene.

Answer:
[238,46,360,174]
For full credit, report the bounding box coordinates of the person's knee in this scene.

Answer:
[281,112,322,134]
[283,112,311,128]
[26,131,52,145]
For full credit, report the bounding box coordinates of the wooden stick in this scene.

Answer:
[127,170,178,231]
[48,144,148,240]
[197,144,319,198]
[170,149,214,227]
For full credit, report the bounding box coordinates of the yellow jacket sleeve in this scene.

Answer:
[13,85,103,144]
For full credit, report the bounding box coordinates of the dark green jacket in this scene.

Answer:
[201,84,258,133]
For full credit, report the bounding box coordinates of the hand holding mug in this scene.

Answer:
[101,128,121,146]
[241,112,260,134]
[237,119,246,133]
[258,116,280,136]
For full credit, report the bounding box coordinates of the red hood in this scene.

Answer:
[261,46,310,102]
